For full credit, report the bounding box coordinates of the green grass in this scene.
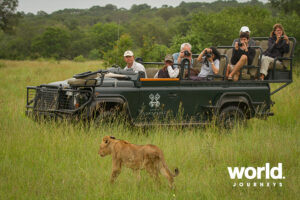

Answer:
[0,60,299,200]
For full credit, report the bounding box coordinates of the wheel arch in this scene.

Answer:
[87,96,133,121]
[215,92,255,118]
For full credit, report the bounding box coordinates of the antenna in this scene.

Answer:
[115,18,120,65]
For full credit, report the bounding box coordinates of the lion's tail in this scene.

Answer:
[161,159,179,178]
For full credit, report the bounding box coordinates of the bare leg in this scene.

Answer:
[228,55,247,81]
[226,64,231,78]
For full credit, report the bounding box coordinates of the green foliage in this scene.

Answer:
[0,0,21,33]
[31,27,70,59]
[103,34,133,67]
[90,22,125,58]
[0,1,299,62]
[88,49,101,60]
[73,55,86,62]
[140,36,168,62]
[269,0,300,16]
[0,60,299,199]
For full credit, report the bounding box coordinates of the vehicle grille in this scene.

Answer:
[29,87,91,112]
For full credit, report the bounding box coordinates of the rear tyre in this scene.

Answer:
[218,106,246,129]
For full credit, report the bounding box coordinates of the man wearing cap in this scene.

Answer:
[232,26,255,47]
[154,54,179,78]
[123,50,147,78]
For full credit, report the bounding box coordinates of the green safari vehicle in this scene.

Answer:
[26,37,296,128]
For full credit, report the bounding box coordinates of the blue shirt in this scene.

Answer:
[172,52,194,69]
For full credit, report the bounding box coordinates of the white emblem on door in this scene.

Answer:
[149,93,160,108]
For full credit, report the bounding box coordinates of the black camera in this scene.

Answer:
[204,50,212,58]
[184,50,191,57]
[280,35,284,39]
[238,42,243,47]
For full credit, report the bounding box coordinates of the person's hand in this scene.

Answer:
[179,51,185,58]
[207,56,213,63]
[276,35,281,44]
[241,42,248,52]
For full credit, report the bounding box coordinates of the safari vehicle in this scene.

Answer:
[26,37,296,128]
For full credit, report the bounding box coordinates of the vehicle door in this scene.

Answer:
[137,79,180,123]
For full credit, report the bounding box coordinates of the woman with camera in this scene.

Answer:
[196,47,221,80]
[259,24,290,80]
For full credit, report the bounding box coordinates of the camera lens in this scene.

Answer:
[184,50,190,57]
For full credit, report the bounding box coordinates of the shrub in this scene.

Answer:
[74,55,86,62]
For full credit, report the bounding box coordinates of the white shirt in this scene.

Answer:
[124,61,147,78]
[198,59,220,78]
[154,65,179,78]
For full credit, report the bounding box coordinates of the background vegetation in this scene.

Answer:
[0,0,299,199]
[0,0,299,67]
[0,60,299,199]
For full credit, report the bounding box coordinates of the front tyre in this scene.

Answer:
[218,106,246,129]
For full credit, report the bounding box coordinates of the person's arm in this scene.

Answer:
[211,59,220,75]
[247,47,255,65]
[231,46,239,65]
[268,37,276,51]
[167,66,179,78]
[282,35,290,54]
[154,71,158,78]
[249,38,256,47]
[232,39,238,46]
[197,48,209,62]
[138,64,147,78]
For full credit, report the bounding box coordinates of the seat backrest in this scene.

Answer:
[218,55,227,77]
[251,48,261,66]
[145,68,159,78]
[255,40,269,52]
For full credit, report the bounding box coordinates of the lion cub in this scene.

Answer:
[98,136,179,188]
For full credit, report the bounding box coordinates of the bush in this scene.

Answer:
[88,49,101,60]
[73,55,86,62]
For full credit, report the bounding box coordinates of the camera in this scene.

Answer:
[238,42,243,47]
[204,50,212,58]
[184,50,191,57]
[280,35,284,39]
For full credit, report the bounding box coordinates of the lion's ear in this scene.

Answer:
[110,136,116,139]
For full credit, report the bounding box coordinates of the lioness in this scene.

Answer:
[98,136,179,188]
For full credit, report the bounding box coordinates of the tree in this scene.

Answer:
[0,0,20,33]
[269,0,300,16]
[89,22,124,58]
[103,34,133,67]
[31,27,70,59]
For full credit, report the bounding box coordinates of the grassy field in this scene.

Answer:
[0,60,299,200]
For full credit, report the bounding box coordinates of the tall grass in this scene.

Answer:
[0,60,299,199]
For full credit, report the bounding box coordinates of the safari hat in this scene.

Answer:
[240,26,250,33]
[164,54,174,62]
[124,50,134,57]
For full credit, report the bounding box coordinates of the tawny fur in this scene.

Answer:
[98,136,179,188]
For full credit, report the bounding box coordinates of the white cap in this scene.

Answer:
[124,50,134,57]
[240,26,250,33]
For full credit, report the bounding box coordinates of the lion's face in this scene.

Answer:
[98,136,113,157]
